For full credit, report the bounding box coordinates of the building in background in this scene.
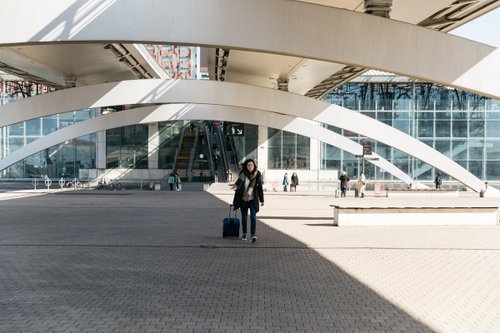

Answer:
[144,45,208,79]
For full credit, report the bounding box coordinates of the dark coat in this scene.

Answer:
[232,171,264,212]
[339,174,350,189]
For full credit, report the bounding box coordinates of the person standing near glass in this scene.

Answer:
[290,172,299,192]
[282,172,289,192]
[339,171,350,197]
[232,159,265,243]
[357,173,366,198]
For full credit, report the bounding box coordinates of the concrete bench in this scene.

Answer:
[385,189,459,198]
[330,203,499,226]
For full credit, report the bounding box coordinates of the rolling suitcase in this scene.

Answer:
[223,204,240,238]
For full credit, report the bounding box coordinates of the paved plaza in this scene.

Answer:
[0,186,499,333]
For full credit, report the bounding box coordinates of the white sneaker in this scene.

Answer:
[251,235,257,243]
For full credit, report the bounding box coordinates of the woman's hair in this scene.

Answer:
[241,159,257,177]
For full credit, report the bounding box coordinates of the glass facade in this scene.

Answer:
[0,109,98,179]
[268,128,310,170]
[106,125,149,169]
[322,80,500,181]
[1,76,500,183]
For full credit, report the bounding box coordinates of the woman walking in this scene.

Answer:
[232,159,265,243]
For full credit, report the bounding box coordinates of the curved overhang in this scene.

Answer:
[0,79,495,195]
[1,0,499,99]
[0,104,423,187]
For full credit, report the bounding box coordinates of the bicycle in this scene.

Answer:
[106,179,122,191]
[96,178,108,190]
[65,178,82,190]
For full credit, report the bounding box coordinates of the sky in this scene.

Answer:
[450,7,500,47]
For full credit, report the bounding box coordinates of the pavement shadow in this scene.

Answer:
[0,190,435,332]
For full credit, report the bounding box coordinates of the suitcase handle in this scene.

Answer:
[229,204,238,219]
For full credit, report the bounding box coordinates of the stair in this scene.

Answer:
[174,133,195,180]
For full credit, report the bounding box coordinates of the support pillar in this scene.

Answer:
[148,122,159,169]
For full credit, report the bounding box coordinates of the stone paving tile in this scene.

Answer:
[0,189,498,332]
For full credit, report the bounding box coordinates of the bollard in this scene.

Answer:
[32,177,39,190]
[58,177,65,189]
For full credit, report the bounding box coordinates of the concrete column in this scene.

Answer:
[148,122,159,169]
[96,131,106,169]
[257,125,268,171]
[310,137,319,180]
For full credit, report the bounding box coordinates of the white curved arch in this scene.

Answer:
[0,104,423,187]
[2,0,499,98]
[0,79,493,195]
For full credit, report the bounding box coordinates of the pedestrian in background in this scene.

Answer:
[282,172,289,192]
[339,171,349,197]
[290,172,299,192]
[358,173,366,198]
[168,173,175,191]
[435,173,442,189]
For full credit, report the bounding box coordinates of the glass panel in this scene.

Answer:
[452,112,467,137]
[25,119,40,136]
[282,131,295,169]
[106,125,148,169]
[321,143,340,170]
[361,111,376,119]
[468,140,484,159]
[435,140,451,157]
[417,119,433,137]
[486,112,500,119]
[375,143,391,160]
[486,121,500,138]
[42,116,58,135]
[485,140,500,160]
[74,108,97,122]
[59,111,75,129]
[435,121,450,137]
[452,140,467,159]
[435,111,451,119]
[343,128,358,138]
[158,121,183,169]
[486,161,500,180]
[76,134,96,170]
[267,128,281,169]
[422,139,433,147]
[394,119,410,134]
[392,158,409,175]
[415,160,432,180]
[296,134,310,169]
[9,123,24,136]
[377,111,392,126]
[469,120,484,137]
[452,120,467,137]
[468,161,483,178]
[9,137,24,153]
[243,124,258,163]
